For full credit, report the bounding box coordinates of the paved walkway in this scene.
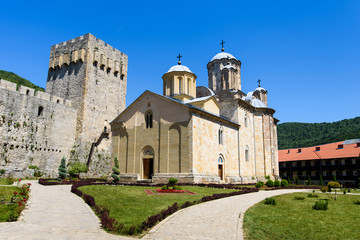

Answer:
[0,181,310,240]
[143,189,309,240]
[0,181,131,240]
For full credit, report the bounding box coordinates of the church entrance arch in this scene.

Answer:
[142,146,154,179]
[218,154,225,181]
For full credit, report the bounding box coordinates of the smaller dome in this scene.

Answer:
[211,52,236,61]
[222,65,236,70]
[251,98,267,108]
[254,87,267,92]
[167,65,193,73]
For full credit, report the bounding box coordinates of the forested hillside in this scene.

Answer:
[277,117,360,149]
[0,70,45,92]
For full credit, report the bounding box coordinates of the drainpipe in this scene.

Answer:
[237,125,243,184]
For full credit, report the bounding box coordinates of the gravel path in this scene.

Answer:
[0,181,310,240]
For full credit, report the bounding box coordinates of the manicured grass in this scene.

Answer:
[0,178,11,185]
[79,185,236,229]
[243,192,360,240]
[0,186,20,222]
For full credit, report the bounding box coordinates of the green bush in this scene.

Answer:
[307,175,312,185]
[111,155,120,182]
[168,178,178,185]
[320,175,323,186]
[274,180,280,187]
[343,190,346,195]
[294,196,305,200]
[264,197,276,205]
[28,165,40,170]
[295,177,299,185]
[321,187,328,193]
[161,185,168,190]
[281,179,288,187]
[265,175,270,180]
[327,181,341,189]
[58,157,67,179]
[173,185,182,190]
[266,179,274,187]
[312,200,329,210]
[0,169,5,174]
[68,162,88,178]
[307,193,318,198]
[354,200,360,205]
[255,181,264,188]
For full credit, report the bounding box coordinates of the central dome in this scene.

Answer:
[167,65,193,73]
[211,52,236,61]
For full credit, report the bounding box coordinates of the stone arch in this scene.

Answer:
[169,124,181,173]
[141,145,154,179]
[217,154,225,181]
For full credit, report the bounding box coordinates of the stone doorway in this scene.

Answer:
[143,158,154,179]
[218,164,223,180]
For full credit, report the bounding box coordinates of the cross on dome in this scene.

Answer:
[177,54,182,65]
[257,79,261,87]
[220,40,225,52]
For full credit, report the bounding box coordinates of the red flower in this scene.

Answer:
[19,179,21,182]
[13,192,18,196]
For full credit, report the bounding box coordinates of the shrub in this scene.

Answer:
[327,181,341,189]
[281,179,288,187]
[343,190,346,195]
[68,162,88,178]
[111,155,120,182]
[294,196,305,200]
[58,157,67,179]
[307,175,312,185]
[266,179,274,187]
[312,200,329,210]
[28,165,40,170]
[255,181,264,188]
[320,175,323,186]
[295,177,299,185]
[321,187,328,193]
[173,185,182,190]
[0,169,5,174]
[354,200,360,205]
[287,176,291,184]
[264,197,276,205]
[274,180,280,187]
[265,175,270,180]
[307,193,318,198]
[161,185,168,190]
[168,178,178,185]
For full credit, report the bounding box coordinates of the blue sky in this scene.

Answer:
[0,0,359,123]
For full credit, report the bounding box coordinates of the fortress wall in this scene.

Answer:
[0,79,77,177]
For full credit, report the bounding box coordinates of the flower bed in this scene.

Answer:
[156,189,185,193]
[38,178,105,186]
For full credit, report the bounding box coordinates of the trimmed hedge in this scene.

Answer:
[70,182,258,235]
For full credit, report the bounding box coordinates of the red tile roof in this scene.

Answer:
[279,141,360,162]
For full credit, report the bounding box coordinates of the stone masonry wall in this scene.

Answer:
[0,79,77,177]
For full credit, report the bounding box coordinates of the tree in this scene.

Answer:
[58,157,67,180]
[111,155,120,182]
[320,175,323,186]
[295,177,299,185]
[307,175,312,186]
[328,181,341,200]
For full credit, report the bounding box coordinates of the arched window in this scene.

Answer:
[145,110,153,129]
[245,145,249,161]
[244,113,248,127]
[26,90,30,95]
[38,106,44,117]
[187,78,191,95]
[218,126,223,145]
[218,155,224,163]
[178,77,182,94]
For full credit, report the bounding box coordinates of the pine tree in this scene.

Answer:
[111,155,120,182]
[58,157,67,180]
[307,175,312,186]
[320,175,323,186]
[295,177,299,185]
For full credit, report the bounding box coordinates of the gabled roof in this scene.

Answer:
[279,141,360,162]
[110,90,239,128]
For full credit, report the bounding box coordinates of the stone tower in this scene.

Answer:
[207,48,241,93]
[46,33,128,160]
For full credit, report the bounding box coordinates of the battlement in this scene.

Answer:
[49,33,128,76]
[0,79,72,107]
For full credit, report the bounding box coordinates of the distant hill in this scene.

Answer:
[277,117,360,149]
[0,70,45,92]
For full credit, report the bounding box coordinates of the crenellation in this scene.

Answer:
[0,79,17,91]
[35,91,51,101]
[18,85,35,96]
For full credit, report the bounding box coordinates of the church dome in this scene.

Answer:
[167,64,193,73]
[251,98,267,108]
[211,52,236,61]
[254,87,267,92]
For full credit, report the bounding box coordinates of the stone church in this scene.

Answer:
[111,46,279,184]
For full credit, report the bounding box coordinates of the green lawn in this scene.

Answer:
[0,186,21,221]
[243,192,360,240]
[0,178,11,185]
[79,185,237,230]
